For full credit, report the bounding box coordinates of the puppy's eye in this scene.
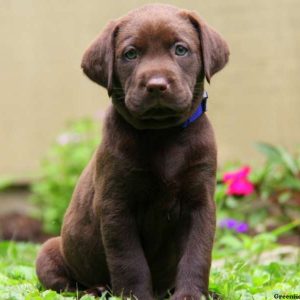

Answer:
[124,47,138,60]
[174,44,189,56]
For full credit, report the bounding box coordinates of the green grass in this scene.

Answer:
[210,259,300,299]
[0,237,299,300]
[0,241,98,300]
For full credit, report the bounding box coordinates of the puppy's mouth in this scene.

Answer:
[139,107,181,121]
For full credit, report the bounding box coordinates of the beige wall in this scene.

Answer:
[1,0,300,178]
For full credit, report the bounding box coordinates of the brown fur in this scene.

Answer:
[36,4,229,300]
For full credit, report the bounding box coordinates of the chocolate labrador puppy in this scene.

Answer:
[36,4,229,300]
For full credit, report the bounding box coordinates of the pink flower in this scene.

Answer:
[223,166,254,196]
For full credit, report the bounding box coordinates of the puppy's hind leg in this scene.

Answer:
[36,237,80,292]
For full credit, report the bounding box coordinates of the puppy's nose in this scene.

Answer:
[146,77,168,93]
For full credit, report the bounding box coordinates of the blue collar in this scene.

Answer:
[181,91,208,128]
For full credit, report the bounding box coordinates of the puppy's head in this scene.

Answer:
[81,4,229,129]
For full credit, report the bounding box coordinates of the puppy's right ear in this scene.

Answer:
[181,11,229,83]
[81,21,118,96]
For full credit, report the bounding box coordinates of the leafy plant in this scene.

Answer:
[211,222,300,299]
[215,144,300,236]
[255,143,300,225]
[30,118,101,234]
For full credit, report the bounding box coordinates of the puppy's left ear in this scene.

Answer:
[81,21,119,96]
[181,11,230,83]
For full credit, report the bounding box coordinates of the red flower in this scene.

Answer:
[223,166,254,196]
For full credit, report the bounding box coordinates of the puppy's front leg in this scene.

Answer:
[172,187,216,300]
[100,200,154,300]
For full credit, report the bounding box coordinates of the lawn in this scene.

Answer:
[0,229,299,300]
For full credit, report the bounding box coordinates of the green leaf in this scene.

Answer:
[277,146,299,175]
[256,143,282,162]
[271,220,300,237]
[42,290,62,300]
[256,143,299,175]
[252,270,271,286]
[279,176,300,190]
[218,234,243,249]
[7,266,36,281]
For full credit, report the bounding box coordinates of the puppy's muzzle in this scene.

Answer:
[146,76,169,95]
[132,75,184,120]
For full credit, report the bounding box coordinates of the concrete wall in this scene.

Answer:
[1,0,300,178]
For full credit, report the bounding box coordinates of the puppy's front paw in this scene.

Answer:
[85,286,106,296]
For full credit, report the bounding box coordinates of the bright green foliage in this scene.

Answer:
[30,119,101,234]
[210,261,300,300]
[210,223,300,299]
[0,242,102,300]
[0,241,41,300]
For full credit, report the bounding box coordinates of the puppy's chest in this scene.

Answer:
[134,177,182,251]
[137,140,187,184]
[131,166,181,210]
[128,141,187,217]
